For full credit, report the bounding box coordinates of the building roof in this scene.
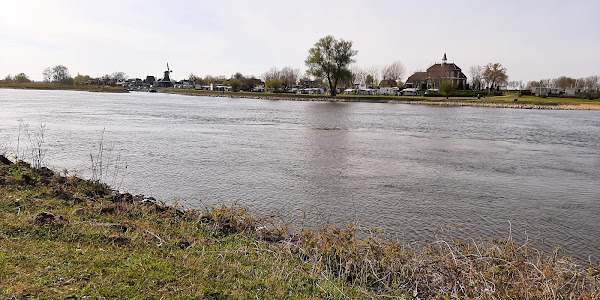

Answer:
[406,72,427,83]
[427,63,467,79]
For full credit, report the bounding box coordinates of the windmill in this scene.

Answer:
[163,62,173,82]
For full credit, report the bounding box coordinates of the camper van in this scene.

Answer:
[400,88,420,96]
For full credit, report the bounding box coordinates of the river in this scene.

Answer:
[1,89,599,261]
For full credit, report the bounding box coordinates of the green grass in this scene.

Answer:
[1,157,599,298]
[0,82,128,93]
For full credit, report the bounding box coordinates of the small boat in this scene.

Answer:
[148,89,157,93]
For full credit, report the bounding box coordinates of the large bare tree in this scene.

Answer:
[381,61,406,87]
[350,66,367,86]
[262,66,280,82]
[469,65,484,90]
[483,63,508,90]
[365,66,381,87]
[111,72,128,82]
[42,67,52,82]
[553,76,576,89]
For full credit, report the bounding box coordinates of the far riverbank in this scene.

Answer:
[164,89,600,111]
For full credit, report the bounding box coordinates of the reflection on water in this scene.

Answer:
[1,89,599,261]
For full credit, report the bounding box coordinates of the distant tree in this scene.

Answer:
[203,75,215,85]
[382,61,406,86]
[526,81,541,89]
[73,74,91,86]
[266,79,282,92]
[584,75,599,90]
[305,35,357,96]
[350,66,367,86]
[51,65,72,84]
[483,63,508,90]
[3,74,13,83]
[233,72,244,80]
[215,75,227,83]
[439,80,455,99]
[379,79,396,88]
[262,67,279,82]
[550,76,573,89]
[228,78,242,92]
[279,66,300,90]
[188,73,198,84]
[366,66,382,87]
[111,72,128,82]
[509,80,523,90]
[365,74,374,86]
[42,67,52,82]
[195,77,207,86]
[13,73,31,83]
[241,76,262,91]
[469,65,484,90]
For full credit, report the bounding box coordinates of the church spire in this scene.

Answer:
[442,52,447,65]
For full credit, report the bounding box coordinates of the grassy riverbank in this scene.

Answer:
[0,83,128,93]
[165,89,600,110]
[1,156,598,298]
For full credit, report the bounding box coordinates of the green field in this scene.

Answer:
[1,157,598,298]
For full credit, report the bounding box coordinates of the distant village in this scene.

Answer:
[80,53,598,99]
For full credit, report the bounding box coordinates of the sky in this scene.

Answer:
[1,0,599,83]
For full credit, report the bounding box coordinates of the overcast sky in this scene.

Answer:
[1,0,599,83]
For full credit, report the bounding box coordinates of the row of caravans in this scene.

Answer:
[533,87,598,97]
[343,87,401,96]
[342,87,441,96]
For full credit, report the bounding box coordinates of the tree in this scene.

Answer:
[439,81,455,99]
[266,79,282,91]
[553,76,576,89]
[365,74,374,86]
[262,67,280,82]
[366,66,381,87]
[508,80,523,90]
[584,75,599,90]
[228,78,242,92]
[111,72,128,82]
[3,74,13,83]
[469,65,484,90]
[305,35,357,96]
[382,61,405,86]
[350,66,367,86]
[279,66,300,90]
[13,73,31,83]
[483,63,508,90]
[42,67,52,82]
[73,74,90,86]
[50,65,72,84]
[233,72,244,80]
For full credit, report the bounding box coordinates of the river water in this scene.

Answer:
[1,89,599,261]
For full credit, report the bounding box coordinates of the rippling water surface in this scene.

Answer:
[1,89,599,260]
